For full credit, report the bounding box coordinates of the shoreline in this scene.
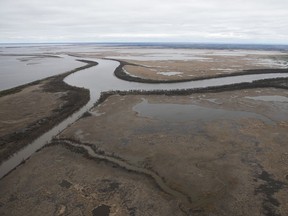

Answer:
[0,60,98,163]
[94,76,288,107]
[112,58,288,84]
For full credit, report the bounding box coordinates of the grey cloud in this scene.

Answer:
[0,0,287,44]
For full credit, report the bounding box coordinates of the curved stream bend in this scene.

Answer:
[53,139,192,206]
[1,56,288,179]
[113,59,288,84]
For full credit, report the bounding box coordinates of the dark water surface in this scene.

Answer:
[133,98,274,124]
[92,205,110,216]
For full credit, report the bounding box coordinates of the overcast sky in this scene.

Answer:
[0,0,287,44]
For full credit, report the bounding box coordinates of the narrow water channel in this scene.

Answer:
[55,139,191,205]
[1,56,288,178]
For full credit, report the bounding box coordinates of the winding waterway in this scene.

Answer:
[54,139,191,205]
[1,56,288,179]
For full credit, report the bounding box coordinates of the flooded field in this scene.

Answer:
[0,44,288,216]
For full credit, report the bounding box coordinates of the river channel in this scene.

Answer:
[1,56,288,179]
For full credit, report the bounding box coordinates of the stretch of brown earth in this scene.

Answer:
[1,85,288,215]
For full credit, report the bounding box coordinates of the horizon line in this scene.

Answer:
[0,41,288,46]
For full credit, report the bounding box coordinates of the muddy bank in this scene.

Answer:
[0,60,97,162]
[113,59,288,83]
